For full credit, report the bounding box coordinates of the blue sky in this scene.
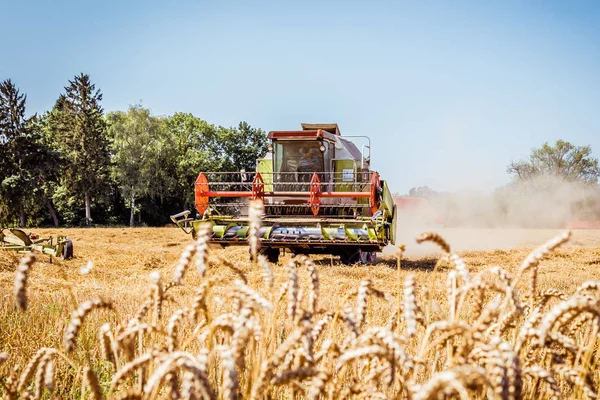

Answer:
[2,0,599,194]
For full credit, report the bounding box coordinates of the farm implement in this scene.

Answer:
[0,228,73,260]
[171,123,397,264]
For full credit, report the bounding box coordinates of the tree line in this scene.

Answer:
[404,140,600,228]
[0,74,268,227]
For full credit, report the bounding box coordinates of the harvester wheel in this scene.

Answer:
[266,248,280,263]
[340,249,360,265]
[359,250,377,265]
[62,239,73,260]
[257,248,280,264]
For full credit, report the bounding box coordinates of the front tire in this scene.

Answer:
[256,247,280,264]
[359,250,376,265]
[62,239,73,260]
[340,248,360,265]
[265,248,280,263]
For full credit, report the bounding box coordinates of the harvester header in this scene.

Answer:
[171,123,397,264]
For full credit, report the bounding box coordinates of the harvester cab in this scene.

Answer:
[171,123,397,264]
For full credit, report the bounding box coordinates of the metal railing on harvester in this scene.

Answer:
[192,171,382,218]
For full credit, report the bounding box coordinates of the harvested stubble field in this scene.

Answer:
[1,225,600,399]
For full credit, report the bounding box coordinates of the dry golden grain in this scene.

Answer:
[257,254,274,290]
[523,366,560,400]
[248,200,263,262]
[403,275,417,337]
[83,367,102,400]
[195,222,212,277]
[233,279,272,311]
[415,232,451,253]
[355,279,371,330]
[17,348,53,392]
[43,358,54,393]
[2,226,600,400]
[173,242,196,285]
[33,354,49,400]
[64,298,113,352]
[14,253,35,311]
[111,353,155,389]
[166,308,187,351]
[99,323,117,366]
[286,259,299,322]
[519,231,571,275]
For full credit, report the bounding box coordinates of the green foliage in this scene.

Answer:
[501,140,600,226]
[0,194,10,226]
[165,113,219,208]
[47,73,111,224]
[107,105,160,226]
[217,121,268,172]
[0,79,49,226]
[27,114,62,226]
[508,139,600,183]
[51,184,82,225]
[0,75,268,227]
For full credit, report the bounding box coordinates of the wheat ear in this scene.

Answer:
[14,254,35,311]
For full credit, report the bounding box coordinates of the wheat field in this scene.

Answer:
[1,222,600,399]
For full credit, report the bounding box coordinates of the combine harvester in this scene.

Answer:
[171,123,396,264]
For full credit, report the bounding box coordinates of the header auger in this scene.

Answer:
[171,123,397,264]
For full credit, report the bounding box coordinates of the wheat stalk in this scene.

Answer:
[3,228,600,400]
[14,253,35,311]
[248,200,263,262]
[64,298,113,352]
[415,232,451,254]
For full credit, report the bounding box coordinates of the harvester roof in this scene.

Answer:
[300,123,340,135]
[267,123,341,141]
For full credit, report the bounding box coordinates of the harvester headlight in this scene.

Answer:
[319,145,326,152]
[267,145,273,153]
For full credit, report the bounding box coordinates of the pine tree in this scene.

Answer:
[0,79,38,226]
[48,74,110,225]
[29,113,62,226]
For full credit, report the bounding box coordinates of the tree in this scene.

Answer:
[0,79,46,227]
[146,117,178,204]
[28,114,62,226]
[507,140,600,183]
[504,140,600,227]
[47,74,110,225]
[217,121,268,172]
[107,105,159,227]
[407,186,439,198]
[165,113,220,209]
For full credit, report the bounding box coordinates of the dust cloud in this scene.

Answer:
[385,174,600,257]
